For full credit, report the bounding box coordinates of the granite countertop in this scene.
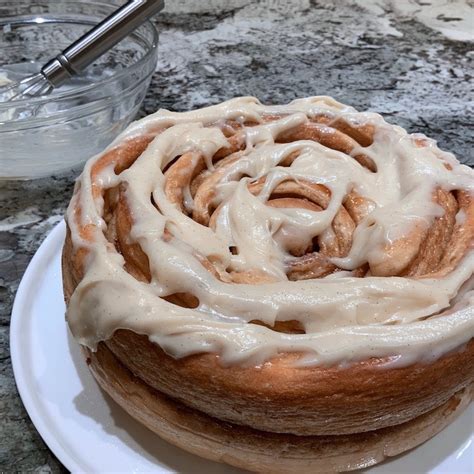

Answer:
[1,0,472,471]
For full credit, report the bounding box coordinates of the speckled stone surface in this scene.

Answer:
[0,0,473,471]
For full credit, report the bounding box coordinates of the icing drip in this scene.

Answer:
[66,96,474,366]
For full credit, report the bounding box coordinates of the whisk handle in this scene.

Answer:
[41,0,164,87]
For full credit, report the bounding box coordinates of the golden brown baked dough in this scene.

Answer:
[83,342,472,473]
[62,97,474,471]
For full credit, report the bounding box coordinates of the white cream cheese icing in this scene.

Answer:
[66,96,474,367]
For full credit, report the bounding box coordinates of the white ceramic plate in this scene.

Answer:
[10,221,474,473]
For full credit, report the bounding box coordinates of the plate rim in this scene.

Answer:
[9,220,82,473]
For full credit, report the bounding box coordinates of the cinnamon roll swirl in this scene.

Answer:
[63,97,474,472]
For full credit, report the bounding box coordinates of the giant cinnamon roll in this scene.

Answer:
[63,97,474,472]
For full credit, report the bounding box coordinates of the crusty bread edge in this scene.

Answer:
[84,342,472,473]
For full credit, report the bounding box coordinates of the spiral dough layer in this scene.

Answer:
[66,96,474,367]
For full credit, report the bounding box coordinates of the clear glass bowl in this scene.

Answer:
[0,0,158,179]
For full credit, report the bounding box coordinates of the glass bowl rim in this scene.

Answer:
[0,1,159,111]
